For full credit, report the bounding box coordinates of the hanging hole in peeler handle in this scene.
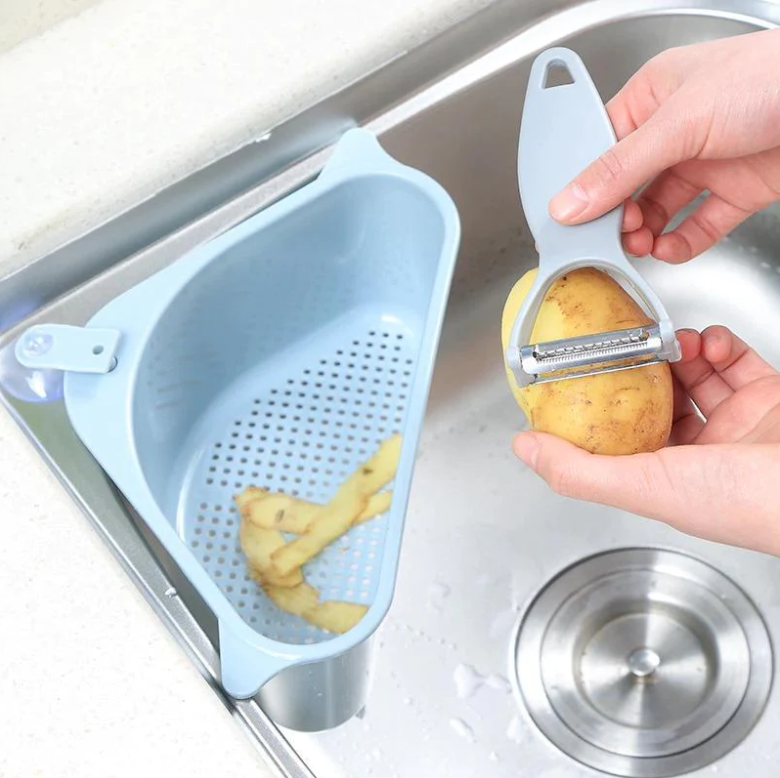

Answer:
[543,61,575,89]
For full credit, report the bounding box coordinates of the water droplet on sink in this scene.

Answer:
[450,717,476,743]
[454,663,483,699]
[454,663,512,699]
[427,581,451,611]
[489,608,518,639]
[489,751,500,762]
[507,716,525,745]
[485,674,511,694]
[403,697,412,706]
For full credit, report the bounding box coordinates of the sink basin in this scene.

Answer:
[3,1,780,776]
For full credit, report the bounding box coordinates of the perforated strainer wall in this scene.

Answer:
[178,313,417,645]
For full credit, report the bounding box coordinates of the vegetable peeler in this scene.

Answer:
[504,47,681,387]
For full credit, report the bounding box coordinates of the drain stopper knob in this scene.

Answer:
[627,648,661,679]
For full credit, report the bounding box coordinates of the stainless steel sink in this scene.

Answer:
[3,1,780,776]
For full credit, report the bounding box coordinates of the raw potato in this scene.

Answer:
[501,267,673,455]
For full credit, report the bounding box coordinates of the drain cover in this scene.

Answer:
[511,548,773,777]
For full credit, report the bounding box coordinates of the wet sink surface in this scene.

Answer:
[3,2,780,776]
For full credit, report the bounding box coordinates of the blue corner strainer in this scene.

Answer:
[14,128,461,700]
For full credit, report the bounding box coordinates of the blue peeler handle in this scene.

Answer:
[518,47,624,262]
[505,47,681,387]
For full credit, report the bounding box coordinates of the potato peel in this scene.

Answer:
[238,519,302,588]
[241,490,392,534]
[270,433,402,577]
[235,433,402,634]
[263,583,369,635]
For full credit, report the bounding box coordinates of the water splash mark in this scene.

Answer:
[390,619,457,650]
[427,580,451,612]
[489,607,520,640]
[449,717,476,743]
[454,663,511,700]
[507,715,525,745]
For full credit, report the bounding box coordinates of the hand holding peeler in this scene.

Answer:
[504,47,681,387]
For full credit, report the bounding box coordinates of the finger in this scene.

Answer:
[652,194,753,263]
[669,373,704,446]
[622,199,643,232]
[604,52,683,139]
[548,101,692,225]
[623,227,654,257]
[700,325,778,390]
[671,328,733,416]
[512,432,780,555]
[670,413,705,447]
[635,169,702,237]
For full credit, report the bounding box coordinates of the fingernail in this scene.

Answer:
[512,432,539,470]
[549,183,589,221]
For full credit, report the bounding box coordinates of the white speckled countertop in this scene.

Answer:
[0,1,495,775]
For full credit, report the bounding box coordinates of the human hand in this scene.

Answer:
[512,326,780,555]
[549,29,780,263]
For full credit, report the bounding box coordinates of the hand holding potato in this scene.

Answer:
[511,32,780,556]
[513,326,780,556]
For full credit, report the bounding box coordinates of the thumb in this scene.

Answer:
[548,105,691,225]
[512,431,780,554]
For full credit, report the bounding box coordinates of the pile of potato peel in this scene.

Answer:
[234,434,402,634]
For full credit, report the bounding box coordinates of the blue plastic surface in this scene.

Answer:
[17,129,461,699]
[16,323,120,373]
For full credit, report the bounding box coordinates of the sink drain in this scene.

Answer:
[511,548,773,777]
